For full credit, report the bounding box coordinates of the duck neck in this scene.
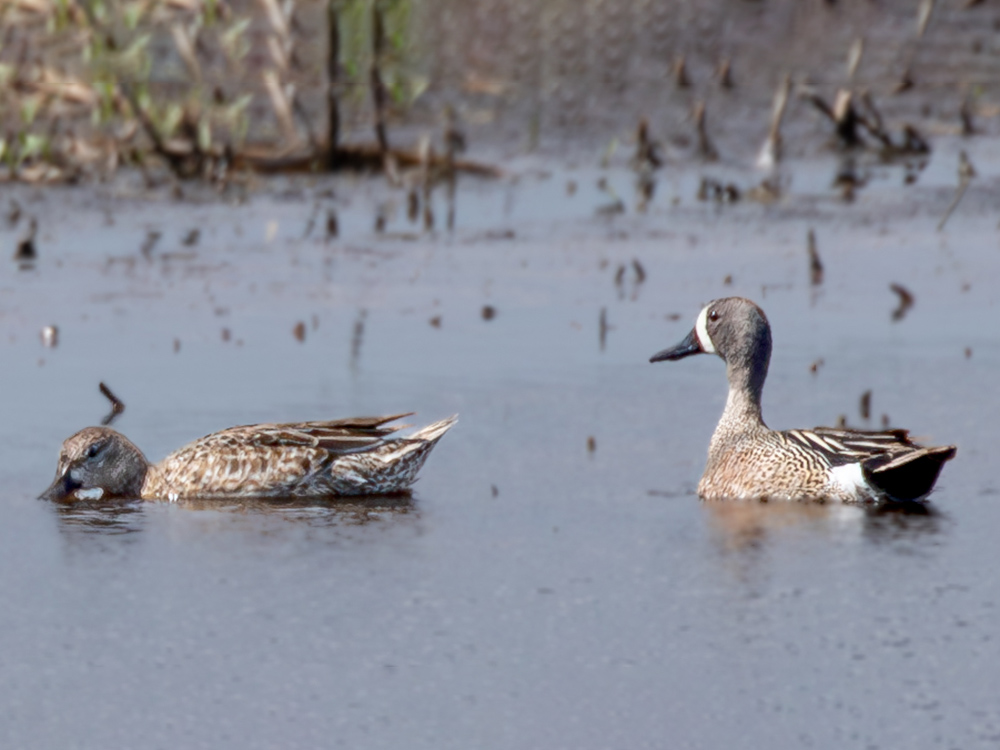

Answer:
[717,358,768,436]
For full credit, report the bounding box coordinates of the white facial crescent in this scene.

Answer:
[695,305,717,354]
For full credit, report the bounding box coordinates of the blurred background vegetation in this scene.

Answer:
[0,0,424,181]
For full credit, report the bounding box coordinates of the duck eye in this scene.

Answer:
[86,443,102,459]
[709,310,719,322]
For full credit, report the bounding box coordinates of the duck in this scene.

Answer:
[650,297,955,503]
[40,413,457,502]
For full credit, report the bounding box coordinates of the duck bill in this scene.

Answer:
[38,472,77,502]
[650,329,703,362]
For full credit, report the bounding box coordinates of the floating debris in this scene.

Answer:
[697,178,740,203]
[881,414,891,429]
[490,484,499,498]
[965,347,973,359]
[14,217,38,264]
[587,436,596,453]
[40,326,59,349]
[221,328,232,342]
[807,229,824,286]
[98,382,125,426]
[632,259,647,285]
[859,390,872,421]
[292,321,306,342]
[599,307,610,351]
[429,315,442,329]
[723,274,733,286]
[173,338,181,353]
[481,305,496,321]
[890,283,915,322]
[181,229,200,246]
[809,358,824,374]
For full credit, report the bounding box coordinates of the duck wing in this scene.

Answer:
[785,426,957,501]
[148,414,416,498]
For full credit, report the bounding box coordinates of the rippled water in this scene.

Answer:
[2,135,998,747]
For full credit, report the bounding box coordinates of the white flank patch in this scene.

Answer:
[75,487,104,501]
[695,305,716,354]
[829,463,866,497]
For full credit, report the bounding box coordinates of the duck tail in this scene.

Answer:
[864,444,957,501]
[409,414,459,444]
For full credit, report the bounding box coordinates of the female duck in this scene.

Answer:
[41,413,456,502]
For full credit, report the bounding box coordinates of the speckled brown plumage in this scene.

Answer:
[41,414,457,502]
[651,297,956,503]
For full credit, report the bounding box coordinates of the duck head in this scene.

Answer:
[650,297,772,396]
[39,426,149,502]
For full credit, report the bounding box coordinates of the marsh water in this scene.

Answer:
[5,1,1000,748]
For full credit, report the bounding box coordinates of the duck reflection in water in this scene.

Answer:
[704,498,943,556]
[53,492,418,536]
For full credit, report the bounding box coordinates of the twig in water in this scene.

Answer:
[350,309,367,370]
[889,283,915,322]
[99,382,125,426]
[960,88,975,136]
[419,134,434,231]
[444,106,464,231]
[716,58,733,89]
[807,229,824,286]
[693,101,717,161]
[937,150,976,231]
[758,74,791,169]
[859,390,872,421]
[917,0,935,38]
[633,118,662,169]
[847,37,864,80]
[325,208,339,241]
[673,56,690,88]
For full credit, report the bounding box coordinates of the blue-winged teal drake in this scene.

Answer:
[40,413,457,502]
[650,297,956,503]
